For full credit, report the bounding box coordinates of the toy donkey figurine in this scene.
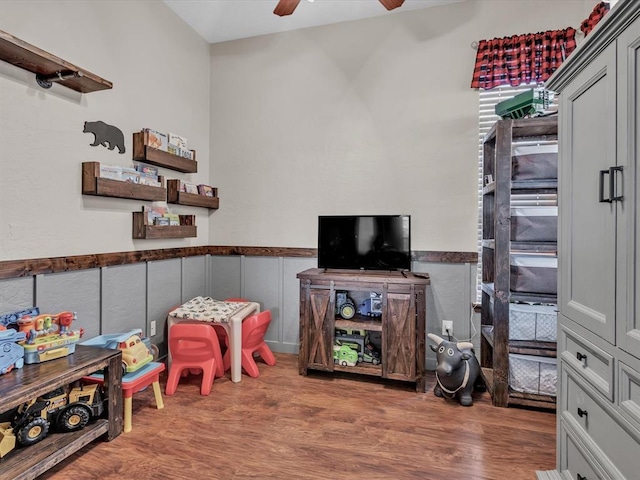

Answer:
[428,333,481,406]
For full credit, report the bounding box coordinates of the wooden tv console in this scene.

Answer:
[297,268,430,392]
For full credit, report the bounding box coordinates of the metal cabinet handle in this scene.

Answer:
[576,352,587,362]
[599,166,624,203]
[599,169,611,203]
[578,407,588,418]
[610,166,623,202]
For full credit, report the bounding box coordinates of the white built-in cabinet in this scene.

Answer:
[539,1,640,479]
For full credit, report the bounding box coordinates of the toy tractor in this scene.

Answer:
[0,383,104,459]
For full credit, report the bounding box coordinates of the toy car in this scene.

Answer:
[333,344,358,367]
[358,298,382,318]
[80,329,153,375]
[335,291,356,319]
[0,329,26,375]
[362,342,381,365]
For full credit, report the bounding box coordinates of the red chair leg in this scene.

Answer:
[241,349,260,378]
[222,350,231,372]
[257,344,276,366]
[165,367,183,395]
[200,364,215,395]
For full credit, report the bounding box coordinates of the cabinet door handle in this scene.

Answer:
[577,474,587,480]
[577,407,588,418]
[599,167,624,203]
[576,351,587,362]
[599,169,612,203]
[610,165,623,202]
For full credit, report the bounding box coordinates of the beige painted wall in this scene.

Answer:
[209,0,592,252]
[0,0,595,261]
[0,1,210,261]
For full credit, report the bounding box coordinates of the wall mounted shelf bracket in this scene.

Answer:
[36,70,83,89]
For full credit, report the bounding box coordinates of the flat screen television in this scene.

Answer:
[317,215,411,271]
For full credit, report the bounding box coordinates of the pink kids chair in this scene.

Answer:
[166,322,225,396]
[223,310,276,378]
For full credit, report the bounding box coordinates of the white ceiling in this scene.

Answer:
[163,0,463,44]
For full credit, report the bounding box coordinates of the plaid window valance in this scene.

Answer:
[581,1,611,36]
[470,27,577,90]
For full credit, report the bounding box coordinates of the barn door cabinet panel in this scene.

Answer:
[0,346,123,480]
[481,115,558,410]
[132,132,197,173]
[82,162,166,202]
[538,2,640,479]
[132,211,197,239]
[297,268,428,393]
[166,180,219,210]
[0,29,112,93]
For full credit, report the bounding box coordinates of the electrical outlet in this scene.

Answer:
[442,320,453,336]
[150,320,157,337]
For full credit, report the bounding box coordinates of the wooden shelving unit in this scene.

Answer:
[132,211,196,239]
[81,162,166,202]
[0,29,112,93]
[166,179,219,209]
[0,346,122,479]
[480,116,558,410]
[132,132,197,173]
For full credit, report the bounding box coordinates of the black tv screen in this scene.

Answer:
[317,215,411,271]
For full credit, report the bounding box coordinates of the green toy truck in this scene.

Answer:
[333,343,358,367]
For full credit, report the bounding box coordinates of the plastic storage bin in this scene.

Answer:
[511,193,557,206]
[510,254,557,295]
[509,353,557,396]
[509,303,557,341]
[488,300,558,342]
[510,206,557,242]
[512,144,558,180]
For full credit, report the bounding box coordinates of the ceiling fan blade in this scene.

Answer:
[274,0,301,16]
[378,0,405,10]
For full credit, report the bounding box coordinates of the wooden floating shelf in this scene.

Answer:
[82,162,166,202]
[132,132,197,173]
[0,29,112,93]
[166,180,219,209]
[132,212,197,239]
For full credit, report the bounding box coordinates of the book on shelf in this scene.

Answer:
[99,165,122,181]
[179,214,195,226]
[143,128,168,151]
[179,148,194,160]
[121,167,140,184]
[198,184,215,197]
[165,213,180,226]
[167,144,193,160]
[138,173,161,187]
[168,133,188,150]
[183,182,199,194]
[143,203,168,224]
[154,216,170,226]
[134,162,159,176]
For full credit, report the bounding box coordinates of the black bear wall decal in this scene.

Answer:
[83,121,125,154]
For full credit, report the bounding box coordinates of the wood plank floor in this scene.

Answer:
[39,353,555,480]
